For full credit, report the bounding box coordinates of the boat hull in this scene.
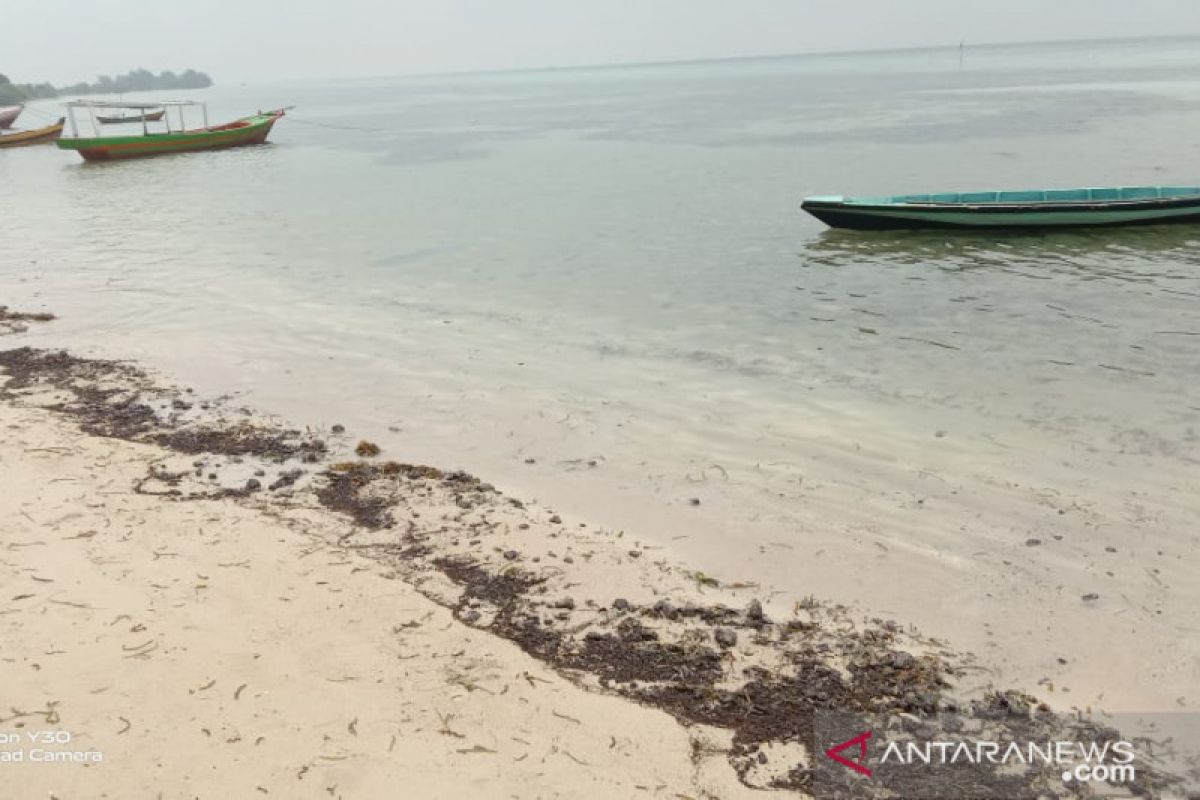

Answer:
[0,104,22,129]
[0,119,65,148]
[57,112,282,161]
[802,191,1200,230]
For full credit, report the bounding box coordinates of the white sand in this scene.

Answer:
[0,403,758,799]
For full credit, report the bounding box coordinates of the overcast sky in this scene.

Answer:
[7,0,1200,84]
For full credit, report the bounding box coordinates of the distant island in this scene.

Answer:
[0,69,213,105]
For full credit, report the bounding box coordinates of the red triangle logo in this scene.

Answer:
[825,731,873,777]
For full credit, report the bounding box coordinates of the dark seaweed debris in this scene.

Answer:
[313,460,955,758]
[152,425,325,462]
[0,306,55,335]
[0,348,327,463]
[313,444,1175,798]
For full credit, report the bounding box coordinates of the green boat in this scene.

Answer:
[57,100,286,162]
[801,186,1200,230]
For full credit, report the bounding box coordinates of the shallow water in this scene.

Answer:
[3,35,1199,709]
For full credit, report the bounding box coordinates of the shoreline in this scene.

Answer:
[0,319,1191,797]
[8,277,1197,717]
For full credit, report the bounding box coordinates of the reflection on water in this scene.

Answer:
[793,222,1200,406]
[804,225,1200,276]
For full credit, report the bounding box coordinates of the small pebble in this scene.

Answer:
[612,598,630,612]
[1025,538,1042,547]
[714,628,737,648]
[553,598,576,610]
[331,424,345,434]
[524,457,536,464]
[503,550,519,561]
[747,599,765,621]
[549,514,562,524]
[688,498,701,506]
[246,479,261,491]
[1081,593,1100,602]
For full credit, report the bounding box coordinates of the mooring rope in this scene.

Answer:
[285,114,393,133]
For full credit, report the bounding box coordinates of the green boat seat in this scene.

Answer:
[998,190,1044,202]
[1121,187,1161,200]
[1045,189,1089,202]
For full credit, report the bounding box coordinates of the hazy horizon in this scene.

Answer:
[6,0,1200,85]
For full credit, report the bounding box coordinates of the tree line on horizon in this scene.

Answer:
[0,68,212,105]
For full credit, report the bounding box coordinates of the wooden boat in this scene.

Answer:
[0,118,65,148]
[57,100,287,162]
[95,109,165,124]
[802,187,1200,230]
[0,104,22,129]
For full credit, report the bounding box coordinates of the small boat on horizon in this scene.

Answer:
[56,100,287,162]
[0,118,65,148]
[0,104,23,129]
[95,108,166,124]
[802,186,1200,230]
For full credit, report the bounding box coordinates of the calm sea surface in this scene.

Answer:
[3,37,1199,695]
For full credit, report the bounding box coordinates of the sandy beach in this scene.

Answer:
[1,397,761,799]
[1,311,1196,798]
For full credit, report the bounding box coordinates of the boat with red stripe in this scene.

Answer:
[56,100,288,162]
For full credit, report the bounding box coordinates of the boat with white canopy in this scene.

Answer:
[57,99,286,161]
